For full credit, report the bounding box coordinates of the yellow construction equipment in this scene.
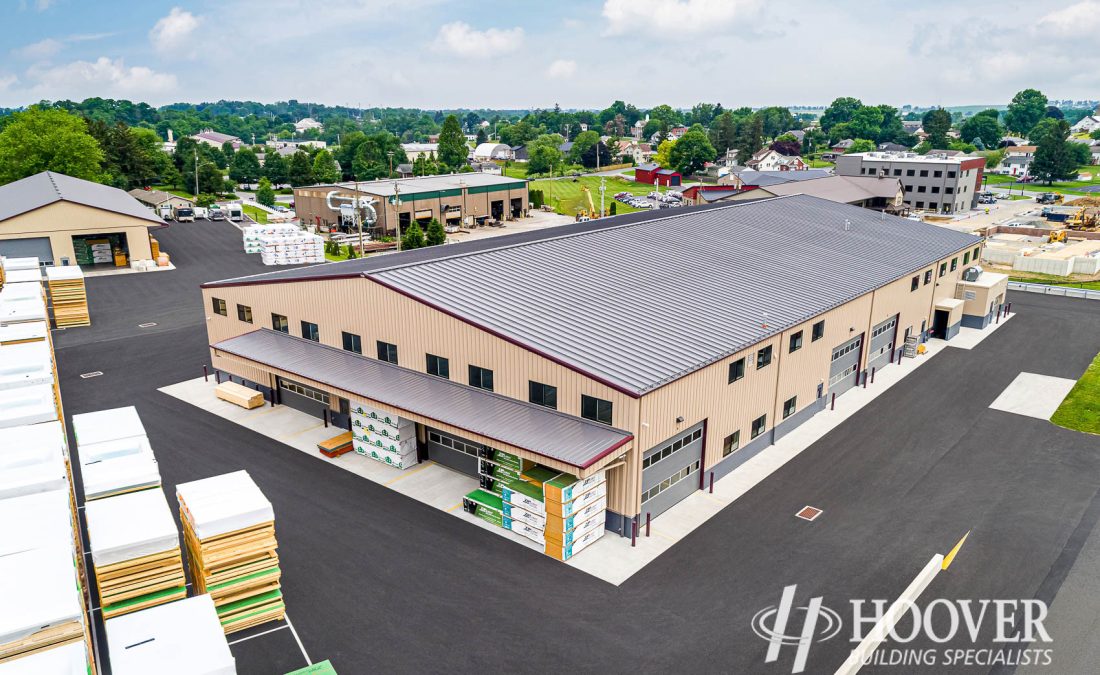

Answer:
[1066,206,1099,230]
[1049,229,1067,243]
[580,186,599,218]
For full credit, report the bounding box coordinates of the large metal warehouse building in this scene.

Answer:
[201,195,1006,544]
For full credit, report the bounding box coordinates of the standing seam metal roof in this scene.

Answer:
[212,329,632,469]
[0,172,165,225]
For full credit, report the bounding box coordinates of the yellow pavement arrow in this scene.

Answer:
[942,530,971,570]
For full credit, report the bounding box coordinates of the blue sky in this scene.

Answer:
[3,0,1099,109]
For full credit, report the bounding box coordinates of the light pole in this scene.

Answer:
[194,150,199,197]
[599,176,606,217]
[387,150,394,178]
[392,182,402,251]
[355,177,364,256]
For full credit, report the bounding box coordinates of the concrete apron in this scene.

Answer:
[160,314,1015,587]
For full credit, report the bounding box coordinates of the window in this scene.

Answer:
[947,170,957,178]
[783,396,797,419]
[236,304,253,323]
[427,354,449,379]
[468,365,494,391]
[963,251,970,265]
[950,257,958,272]
[916,201,924,209]
[581,395,613,425]
[429,431,481,458]
[728,357,746,383]
[945,186,954,194]
[939,262,947,278]
[906,169,915,177]
[279,378,329,405]
[376,341,398,364]
[212,298,227,316]
[911,276,919,291]
[641,460,701,504]
[642,428,703,470]
[529,381,557,409]
[341,331,362,354]
[917,185,927,193]
[756,345,773,369]
[301,321,319,341]
[722,431,741,457]
[860,168,867,175]
[931,186,940,193]
[271,314,288,332]
[812,320,825,342]
[904,185,913,192]
[927,201,938,210]
[751,414,767,439]
[919,169,929,177]
[789,331,803,353]
[893,169,902,176]
[973,246,980,259]
[933,170,942,178]
[924,270,933,285]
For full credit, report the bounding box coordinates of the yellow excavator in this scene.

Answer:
[1066,206,1099,230]
[1049,229,1067,243]
[580,186,599,219]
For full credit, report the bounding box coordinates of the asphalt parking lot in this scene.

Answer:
[53,220,1100,674]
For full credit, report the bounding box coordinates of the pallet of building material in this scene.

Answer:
[544,526,605,562]
[0,321,49,346]
[543,471,606,504]
[545,480,608,519]
[80,451,161,501]
[149,237,160,259]
[317,431,354,458]
[0,489,75,555]
[176,470,285,634]
[105,593,236,675]
[85,488,185,619]
[2,269,42,285]
[215,381,265,409]
[45,266,90,328]
[0,545,85,664]
[0,295,47,325]
[0,422,69,500]
[0,639,88,675]
[0,384,57,429]
[499,477,545,515]
[72,406,147,448]
[285,659,337,675]
[0,280,45,304]
[0,342,55,391]
[1,258,40,272]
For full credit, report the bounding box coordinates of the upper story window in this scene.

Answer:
[728,357,746,383]
[427,354,450,379]
[377,341,398,364]
[812,320,825,341]
[342,331,362,354]
[236,304,252,323]
[581,395,613,426]
[272,314,288,332]
[212,298,227,316]
[468,365,494,391]
[529,381,557,409]
[301,321,319,341]
[756,345,773,369]
[789,331,803,353]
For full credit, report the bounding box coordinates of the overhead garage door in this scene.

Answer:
[0,237,52,264]
[425,428,479,477]
[277,377,327,419]
[829,334,863,398]
[867,315,898,373]
[640,423,704,519]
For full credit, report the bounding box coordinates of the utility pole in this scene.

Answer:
[599,176,606,217]
[355,177,364,257]
[387,150,394,178]
[393,182,402,251]
[194,150,199,197]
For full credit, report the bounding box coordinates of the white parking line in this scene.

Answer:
[227,624,289,646]
[285,613,312,666]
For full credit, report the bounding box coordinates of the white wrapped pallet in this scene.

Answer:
[3,269,42,284]
[105,594,236,675]
[0,342,55,391]
[71,406,146,448]
[80,451,161,501]
[0,489,74,556]
[85,488,180,567]
[0,384,57,429]
[77,434,152,465]
[0,422,68,499]
[0,282,44,302]
[0,545,84,661]
[0,257,40,272]
[0,639,87,675]
[0,321,49,346]
[176,470,274,540]
[0,296,47,324]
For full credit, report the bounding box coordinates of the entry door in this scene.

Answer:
[0,237,52,264]
[932,310,949,339]
[640,423,704,519]
[829,334,864,398]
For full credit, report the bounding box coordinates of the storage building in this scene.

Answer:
[201,196,999,546]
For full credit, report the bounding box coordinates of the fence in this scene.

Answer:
[1008,281,1100,300]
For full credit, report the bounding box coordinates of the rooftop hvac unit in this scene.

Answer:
[962,265,983,282]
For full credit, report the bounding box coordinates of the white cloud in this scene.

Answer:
[434,21,523,58]
[27,57,178,99]
[0,75,17,92]
[546,59,577,79]
[14,38,63,60]
[602,0,760,36]
[1038,1,1100,34]
[149,7,203,54]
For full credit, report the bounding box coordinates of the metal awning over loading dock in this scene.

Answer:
[211,329,633,477]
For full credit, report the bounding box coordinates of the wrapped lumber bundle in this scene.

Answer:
[85,489,186,619]
[105,594,236,675]
[0,258,40,271]
[0,320,49,346]
[0,294,47,325]
[0,422,69,501]
[0,342,55,391]
[0,546,86,666]
[214,381,265,409]
[72,407,161,501]
[0,489,76,558]
[350,400,418,469]
[45,267,90,328]
[177,471,285,634]
[0,640,87,675]
[0,384,57,429]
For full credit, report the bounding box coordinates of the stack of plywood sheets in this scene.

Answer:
[85,488,186,619]
[350,400,418,469]
[542,472,608,561]
[0,342,55,391]
[177,471,285,634]
[105,594,236,675]
[0,320,49,347]
[72,407,161,501]
[0,384,57,429]
[45,266,90,328]
[214,381,264,409]
[0,640,88,675]
[0,546,85,666]
[0,422,69,500]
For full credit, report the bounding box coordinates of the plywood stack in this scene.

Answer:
[0,422,70,500]
[72,407,162,502]
[0,384,58,429]
[214,381,265,409]
[177,471,285,634]
[0,320,50,346]
[350,400,419,469]
[150,237,161,259]
[85,489,186,619]
[542,472,608,561]
[105,594,236,675]
[0,279,47,327]
[45,266,90,328]
[0,342,54,391]
[0,546,86,666]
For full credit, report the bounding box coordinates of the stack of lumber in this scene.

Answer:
[105,594,236,675]
[214,381,265,409]
[2,268,42,286]
[177,471,285,634]
[45,266,90,328]
[0,422,69,500]
[0,384,58,429]
[0,320,49,346]
[85,488,186,619]
[0,342,54,391]
[150,237,161,259]
[0,287,47,326]
[72,407,161,501]
[317,431,354,458]
[0,546,86,667]
[542,472,608,562]
[0,640,88,674]
[350,400,419,469]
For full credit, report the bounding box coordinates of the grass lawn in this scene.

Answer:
[325,248,352,262]
[528,175,658,216]
[501,163,527,180]
[150,185,196,200]
[1051,350,1100,434]
[984,168,1100,195]
[1007,270,1100,290]
[807,157,835,169]
[241,204,268,224]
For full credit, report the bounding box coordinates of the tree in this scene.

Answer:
[732,115,764,167]
[646,104,682,128]
[754,106,796,139]
[921,108,952,149]
[569,130,600,166]
[820,97,863,133]
[1068,141,1093,167]
[288,150,314,187]
[228,147,262,184]
[195,193,217,208]
[959,114,1003,150]
[770,133,801,156]
[425,218,446,246]
[311,149,340,183]
[256,177,275,207]
[654,139,675,167]
[438,114,467,169]
[475,127,488,145]
[221,140,236,162]
[1045,105,1064,120]
[264,151,289,186]
[847,139,876,153]
[668,128,716,175]
[1091,129,1100,141]
[401,221,426,250]
[527,142,562,175]
[1031,119,1077,184]
[1004,89,1048,135]
[185,160,225,195]
[0,108,104,185]
[709,110,738,152]
[982,149,1005,169]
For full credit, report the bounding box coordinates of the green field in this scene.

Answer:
[150,185,196,199]
[984,168,1100,195]
[1051,350,1100,434]
[241,204,268,224]
[528,175,661,216]
[501,163,527,180]
[1007,271,1100,291]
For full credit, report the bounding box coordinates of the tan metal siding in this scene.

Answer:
[0,201,157,262]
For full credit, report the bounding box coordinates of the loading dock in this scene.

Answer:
[829,334,864,397]
[639,423,704,519]
[867,315,898,372]
[425,428,480,476]
[0,237,52,264]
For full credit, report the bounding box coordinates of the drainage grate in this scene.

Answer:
[138,322,158,328]
[796,506,823,522]
[79,371,103,379]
